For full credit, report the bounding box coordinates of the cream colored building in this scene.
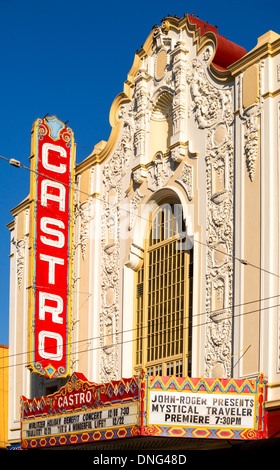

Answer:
[0,344,8,449]
[7,14,280,448]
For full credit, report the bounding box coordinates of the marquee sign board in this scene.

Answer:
[148,390,256,429]
[21,371,267,449]
[21,373,140,449]
[28,116,75,378]
[142,374,267,441]
[21,403,138,441]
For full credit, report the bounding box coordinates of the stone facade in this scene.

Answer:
[7,14,280,446]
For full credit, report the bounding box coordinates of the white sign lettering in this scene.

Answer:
[38,331,63,361]
[39,254,64,284]
[42,143,67,174]
[41,180,66,212]
[39,292,63,324]
[40,217,65,248]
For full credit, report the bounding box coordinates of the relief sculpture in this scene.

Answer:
[187,58,234,378]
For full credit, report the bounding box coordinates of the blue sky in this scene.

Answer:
[0,0,279,346]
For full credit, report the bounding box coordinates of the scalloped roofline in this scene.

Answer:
[75,13,248,174]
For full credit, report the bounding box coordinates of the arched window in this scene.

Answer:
[134,200,193,377]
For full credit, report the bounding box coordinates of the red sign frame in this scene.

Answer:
[21,373,140,449]
[142,373,267,441]
[28,116,75,378]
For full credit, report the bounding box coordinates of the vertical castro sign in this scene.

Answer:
[29,116,75,378]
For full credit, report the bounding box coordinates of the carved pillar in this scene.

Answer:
[170,38,188,149]
[134,68,150,164]
[16,239,25,289]
[100,110,133,381]
[187,58,234,378]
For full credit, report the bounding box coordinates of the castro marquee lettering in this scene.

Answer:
[29,117,74,378]
[57,390,93,408]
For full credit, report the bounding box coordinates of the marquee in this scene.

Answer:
[21,372,140,449]
[28,116,75,378]
[142,373,267,441]
[21,371,267,449]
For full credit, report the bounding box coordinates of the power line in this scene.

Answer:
[0,292,279,370]
[195,239,280,280]
[2,152,280,281]
[1,152,280,372]
[0,154,90,199]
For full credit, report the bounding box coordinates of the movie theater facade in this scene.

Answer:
[7,14,280,450]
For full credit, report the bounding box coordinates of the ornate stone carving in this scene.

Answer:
[147,152,174,191]
[116,106,134,172]
[133,70,149,161]
[100,110,134,381]
[79,202,90,260]
[16,239,25,289]
[170,39,188,141]
[170,143,186,163]
[242,104,261,182]
[240,61,264,182]
[100,189,120,382]
[128,189,144,231]
[187,59,232,130]
[188,58,234,378]
[175,162,193,200]
[132,166,148,185]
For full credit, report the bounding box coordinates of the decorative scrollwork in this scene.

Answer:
[188,59,234,378]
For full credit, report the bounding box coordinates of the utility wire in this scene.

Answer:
[0,293,279,370]
[1,153,280,370]
[2,153,280,281]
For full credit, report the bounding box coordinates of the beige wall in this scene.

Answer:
[0,345,8,448]
[7,17,280,448]
[241,125,261,375]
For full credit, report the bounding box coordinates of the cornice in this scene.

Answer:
[75,140,107,174]
[229,36,280,76]
[10,195,30,218]
[7,220,15,231]
[265,399,280,410]
[160,15,245,83]
[263,88,280,99]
